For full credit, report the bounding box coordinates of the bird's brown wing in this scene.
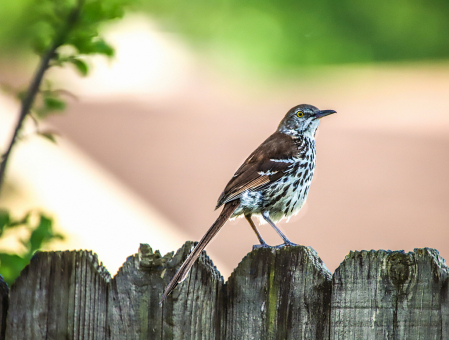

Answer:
[216,131,302,209]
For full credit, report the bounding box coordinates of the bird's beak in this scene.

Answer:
[315,109,336,119]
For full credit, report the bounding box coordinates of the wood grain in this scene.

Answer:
[224,246,332,340]
[0,275,8,339]
[5,251,110,340]
[107,241,223,340]
[2,244,448,339]
[330,248,449,340]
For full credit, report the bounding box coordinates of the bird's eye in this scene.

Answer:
[296,111,304,118]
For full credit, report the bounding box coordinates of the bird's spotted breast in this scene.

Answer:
[233,135,317,222]
[269,137,315,219]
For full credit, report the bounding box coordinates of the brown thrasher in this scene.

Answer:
[161,104,336,303]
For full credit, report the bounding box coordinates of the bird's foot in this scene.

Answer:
[252,243,272,250]
[274,241,298,249]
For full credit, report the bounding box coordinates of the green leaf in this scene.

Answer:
[0,253,29,286]
[9,211,31,227]
[38,132,58,144]
[0,209,10,237]
[43,96,66,111]
[69,58,89,76]
[0,209,64,285]
[53,233,64,240]
[71,37,115,57]
[31,20,55,55]
[28,214,53,255]
[90,39,114,57]
[0,210,31,233]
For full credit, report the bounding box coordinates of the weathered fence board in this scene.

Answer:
[1,243,448,339]
[5,251,110,340]
[0,276,8,339]
[331,249,449,340]
[108,242,223,339]
[224,246,331,340]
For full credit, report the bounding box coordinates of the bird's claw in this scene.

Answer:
[274,241,298,249]
[252,243,272,250]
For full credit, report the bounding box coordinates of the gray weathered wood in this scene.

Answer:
[2,243,449,339]
[107,242,223,340]
[224,246,332,340]
[5,251,110,340]
[330,248,449,340]
[0,275,8,339]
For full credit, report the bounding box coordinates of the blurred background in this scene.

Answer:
[1,0,448,281]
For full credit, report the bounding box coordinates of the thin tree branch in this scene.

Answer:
[0,3,82,193]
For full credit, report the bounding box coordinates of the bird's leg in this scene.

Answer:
[245,214,271,249]
[262,211,297,247]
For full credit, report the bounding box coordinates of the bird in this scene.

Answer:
[160,104,336,303]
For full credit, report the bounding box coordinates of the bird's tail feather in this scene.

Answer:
[160,200,239,304]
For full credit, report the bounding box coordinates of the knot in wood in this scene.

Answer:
[386,251,414,289]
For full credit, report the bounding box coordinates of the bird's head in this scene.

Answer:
[277,104,336,138]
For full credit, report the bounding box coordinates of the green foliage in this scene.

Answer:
[0,0,136,147]
[0,210,64,285]
[0,0,134,286]
[2,0,448,71]
[37,131,58,144]
[141,0,449,70]
[43,95,66,112]
[69,57,90,76]
[0,0,135,60]
[31,82,68,120]
[0,0,135,134]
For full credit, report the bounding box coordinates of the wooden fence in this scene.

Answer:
[1,242,448,339]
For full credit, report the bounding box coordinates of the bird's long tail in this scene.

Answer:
[160,199,240,303]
